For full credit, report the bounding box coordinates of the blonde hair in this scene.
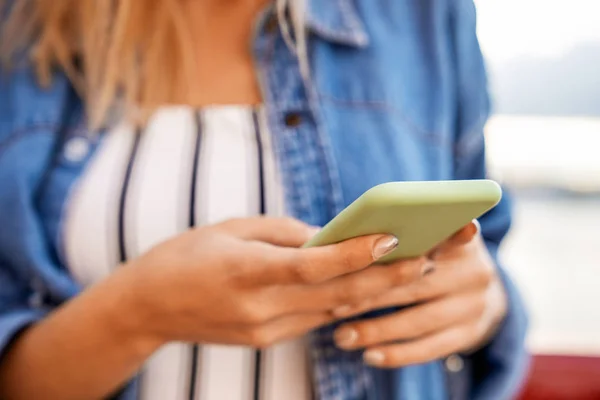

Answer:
[1,0,307,128]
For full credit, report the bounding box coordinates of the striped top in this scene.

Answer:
[62,106,312,400]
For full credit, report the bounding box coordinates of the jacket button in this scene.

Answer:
[63,137,90,163]
[445,355,464,373]
[284,113,302,127]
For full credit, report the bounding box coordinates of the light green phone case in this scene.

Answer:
[303,180,502,262]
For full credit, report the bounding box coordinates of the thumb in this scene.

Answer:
[429,219,480,258]
[447,219,480,246]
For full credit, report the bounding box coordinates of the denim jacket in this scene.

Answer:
[0,0,528,399]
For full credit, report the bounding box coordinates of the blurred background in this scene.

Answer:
[476,0,600,397]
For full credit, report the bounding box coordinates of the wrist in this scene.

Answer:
[96,265,166,357]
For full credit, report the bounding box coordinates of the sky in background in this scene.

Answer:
[476,0,600,63]
[475,2,600,356]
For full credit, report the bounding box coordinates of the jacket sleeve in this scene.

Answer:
[0,65,62,366]
[0,98,52,369]
[454,140,530,400]
[0,259,49,361]
[449,1,530,399]
[0,135,61,371]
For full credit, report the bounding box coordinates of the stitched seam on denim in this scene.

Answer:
[305,77,346,217]
[453,113,487,157]
[268,99,311,112]
[338,0,364,37]
[308,19,367,47]
[317,92,451,147]
[307,0,368,46]
[259,28,312,217]
[278,47,313,216]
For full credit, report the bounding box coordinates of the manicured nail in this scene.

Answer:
[472,219,481,235]
[363,350,385,366]
[422,261,435,276]
[373,235,398,260]
[308,226,322,235]
[332,304,354,318]
[334,327,358,349]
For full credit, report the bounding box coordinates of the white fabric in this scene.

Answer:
[63,123,136,285]
[63,106,310,400]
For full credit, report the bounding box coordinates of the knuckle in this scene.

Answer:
[280,216,301,228]
[251,249,279,274]
[336,279,367,304]
[289,252,319,284]
[426,342,447,362]
[247,328,275,348]
[468,322,486,348]
[218,217,246,230]
[277,217,310,236]
[229,217,247,225]
[391,262,417,285]
[352,324,373,346]
[474,265,494,287]
[408,280,431,304]
[407,313,430,337]
[473,295,488,317]
[386,353,405,368]
[333,285,353,305]
[238,300,270,325]
[226,259,252,285]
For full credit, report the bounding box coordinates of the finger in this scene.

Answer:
[333,291,486,350]
[262,234,398,285]
[361,322,481,368]
[244,312,333,348]
[429,220,479,258]
[276,257,426,315]
[214,217,320,247]
[331,259,492,318]
[195,312,333,347]
[448,219,480,245]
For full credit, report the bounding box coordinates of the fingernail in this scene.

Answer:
[332,304,354,318]
[373,235,398,260]
[472,219,481,235]
[334,327,358,349]
[364,350,385,366]
[422,261,435,276]
[308,226,322,235]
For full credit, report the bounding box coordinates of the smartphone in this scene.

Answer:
[303,180,502,263]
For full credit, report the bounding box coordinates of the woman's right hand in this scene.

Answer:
[0,217,428,400]
[121,217,427,349]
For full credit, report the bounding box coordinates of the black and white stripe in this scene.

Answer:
[63,106,309,400]
[64,123,138,285]
[187,112,203,400]
[125,108,199,400]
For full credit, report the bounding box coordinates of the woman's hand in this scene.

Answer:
[331,221,508,368]
[123,217,427,349]
[0,217,427,400]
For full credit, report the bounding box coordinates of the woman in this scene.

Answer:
[0,0,528,399]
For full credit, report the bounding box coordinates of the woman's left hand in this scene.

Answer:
[331,221,508,368]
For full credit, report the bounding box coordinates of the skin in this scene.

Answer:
[0,217,422,400]
[0,0,508,398]
[332,221,508,368]
[181,0,268,107]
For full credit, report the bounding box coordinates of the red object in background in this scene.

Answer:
[518,355,600,400]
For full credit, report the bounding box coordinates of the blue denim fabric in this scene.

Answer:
[0,0,528,399]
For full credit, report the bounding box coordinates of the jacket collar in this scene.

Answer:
[306,0,369,47]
